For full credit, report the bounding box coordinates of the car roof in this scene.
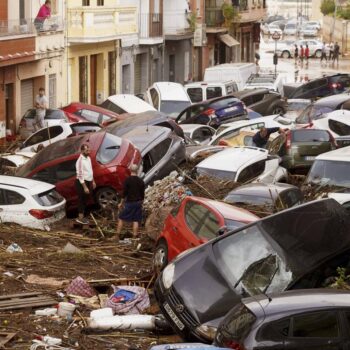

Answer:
[107,94,156,113]
[315,145,350,162]
[190,196,259,222]
[322,109,350,122]
[151,82,189,101]
[64,102,119,117]
[0,175,54,195]
[227,182,298,199]
[314,93,350,107]
[244,289,350,318]
[196,147,268,172]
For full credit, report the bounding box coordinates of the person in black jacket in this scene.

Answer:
[253,127,286,148]
[116,164,145,238]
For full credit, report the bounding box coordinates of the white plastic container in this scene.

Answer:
[90,308,114,320]
[35,308,57,316]
[57,302,76,317]
[88,315,156,330]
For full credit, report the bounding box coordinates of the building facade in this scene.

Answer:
[0,0,65,138]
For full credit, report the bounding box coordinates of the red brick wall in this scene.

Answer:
[0,2,8,20]
[0,37,35,57]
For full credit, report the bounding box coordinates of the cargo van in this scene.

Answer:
[184,81,238,103]
[203,63,256,90]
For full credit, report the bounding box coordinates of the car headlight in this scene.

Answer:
[162,263,175,289]
[195,324,218,341]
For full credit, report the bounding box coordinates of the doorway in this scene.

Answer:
[169,54,175,82]
[122,64,131,94]
[5,84,15,134]
[90,54,97,105]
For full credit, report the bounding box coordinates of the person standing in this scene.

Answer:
[305,44,310,66]
[299,45,304,66]
[34,0,51,31]
[329,41,334,61]
[333,42,340,64]
[321,42,327,65]
[33,87,48,132]
[294,44,299,65]
[252,127,287,149]
[117,165,145,239]
[75,144,96,225]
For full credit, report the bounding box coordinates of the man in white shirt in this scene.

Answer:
[33,87,48,131]
[75,144,96,224]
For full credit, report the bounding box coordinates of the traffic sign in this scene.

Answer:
[272,31,281,40]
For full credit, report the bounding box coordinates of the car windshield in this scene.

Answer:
[96,132,122,164]
[296,105,332,124]
[292,129,330,142]
[306,160,350,188]
[225,193,274,207]
[287,101,311,111]
[213,225,292,296]
[197,167,236,181]
[33,189,64,206]
[160,101,191,119]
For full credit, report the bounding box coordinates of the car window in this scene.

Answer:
[100,100,126,114]
[197,210,220,240]
[241,96,254,106]
[278,189,303,209]
[0,189,25,205]
[46,110,66,120]
[149,138,172,165]
[292,129,330,142]
[187,88,203,103]
[150,88,159,108]
[71,124,101,134]
[96,133,122,164]
[184,201,208,234]
[24,109,36,119]
[243,135,253,146]
[237,160,265,183]
[32,168,54,184]
[24,125,64,147]
[80,109,101,124]
[226,83,238,94]
[33,189,64,206]
[225,193,273,207]
[292,312,339,338]
[329,119,350,136]
[55,160,77,181]
[192,127,214,142]
[207,87,222,100]
[251,93,265,104]
[257,318,291,340]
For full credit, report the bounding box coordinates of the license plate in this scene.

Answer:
[224,106,238,113]
[305,156,316,160]
[163,302,185,330]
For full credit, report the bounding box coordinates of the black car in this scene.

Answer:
[286,74,350,100]
[176,96,247,128]
[105,111,184,139]
[154,198,350,343]
[232,89,287,116]
[215,289,350,350]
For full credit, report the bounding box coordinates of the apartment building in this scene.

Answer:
[0,0,65,138]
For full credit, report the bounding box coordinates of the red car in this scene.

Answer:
[62,102,128,127]
[154,196,259,271]
[16,131,141,211]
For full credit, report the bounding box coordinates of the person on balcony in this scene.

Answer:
[34,0,51,31]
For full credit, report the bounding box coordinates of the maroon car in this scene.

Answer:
[62,102,129,127]
[17,131,141,211]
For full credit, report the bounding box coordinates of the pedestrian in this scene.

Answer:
[333,42,340,64]
[34,0,51,31]
[75,144,96,225]
[33,87,48,132]
[294,44,299,65]
[299,45,304,66]
[329,41,334,61]
[117,164,145,239]
[305,44,310,65]
[252,127,287,149]
[321,42,327,65]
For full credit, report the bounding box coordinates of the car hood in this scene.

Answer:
[173,244,241,326]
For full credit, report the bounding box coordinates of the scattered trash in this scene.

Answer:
[90,307,114,320]
[0,292,57,311]
[0,332,16,348]
[35,308,58,316]
[57,302,76,318]
[61,242,81,254]
[6,243,23,253]
[3,271,14,277]
[25,274,68,288]
[65,276,96,298]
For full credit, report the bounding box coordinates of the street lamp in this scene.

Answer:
[272,31,281,77]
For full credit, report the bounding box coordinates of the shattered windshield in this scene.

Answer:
[213,225,292,296]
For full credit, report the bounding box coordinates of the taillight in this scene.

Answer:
[218,139,229,146]
[203,108,216,116]
[29,209,54,220]
[223,340,244,350]
[286,132,292,149]
[330,82,341,89]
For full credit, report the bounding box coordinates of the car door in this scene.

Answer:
[284,310,344,350]
[248,93,267,115]
[0,188,27,226]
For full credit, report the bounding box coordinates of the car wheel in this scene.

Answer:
[271,105,286,115]
[282,50,290,58]
[154,240,168,273]
[315,49,322,58]
[95,187,119,208]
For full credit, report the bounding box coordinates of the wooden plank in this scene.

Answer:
[0,292,42,301]
[0,299,57,311]
[0,297,55,308]
[0,332,16,348]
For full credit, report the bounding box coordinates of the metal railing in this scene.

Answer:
[0,16,64,37]
[205,8,224,27]
[139,13,163,38]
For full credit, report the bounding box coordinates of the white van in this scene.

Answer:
[203,63,256,90]
[145,82,192,119]
[184,81,238,103]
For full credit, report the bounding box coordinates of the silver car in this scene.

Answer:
[276,39,329,58]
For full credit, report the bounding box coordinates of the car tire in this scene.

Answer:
[282,50,290,58]
[95,187,119,208]
[154,240,169,273]
[270,105,286,115]
[315,49,322,58]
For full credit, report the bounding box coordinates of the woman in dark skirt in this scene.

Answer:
[117,164,145,238]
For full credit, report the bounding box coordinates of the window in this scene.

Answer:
[97,0,104,5]
[71,124,100,134]
[149,138,172,165]
[24,126,63,147]
[292,129,330,142]
[55,160,77,181]
[292,312,339,338]
[258,318,290,340]
[149,88,159,109]
[82,0,90,5]
[197,211,220,239]
[81,109,101,124]
[0,189,25,205]
[237,160,265,183]
[251,93,265,104]
[224,305,256,339]
[207,87,222,100]
[100,100,125,115]
[329,119,350,136]
[187,88,203,103]
[32,168,55,184]
[33,189,64,207]
[96,133,122,164]
[46,110,66,120]
[192,127,214,143]
[279,189,303,209]
[226,83,238,94]
[243,135,253,146]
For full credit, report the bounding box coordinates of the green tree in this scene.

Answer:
[320,0,335,15]
[222,2,239,28]
[338,5,350,19]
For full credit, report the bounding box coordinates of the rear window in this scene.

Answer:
[225,193,273,207]
[207,86,222,100]
[187,88,203,103]
[96,133,122,164]
[100,100,126,115]
[292,129,330,142]
[33,189,64,207]
[160,101,191,118]
[46,110,67,120]
[197,167,236,181]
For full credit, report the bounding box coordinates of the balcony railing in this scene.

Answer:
[0,16,64,37]
[164,11,191,35]
[205,8,224,27]
[139,13,163,38]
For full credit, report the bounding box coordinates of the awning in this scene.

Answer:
[219,34,240,47]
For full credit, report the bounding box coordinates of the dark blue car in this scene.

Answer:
[176,96,247,128]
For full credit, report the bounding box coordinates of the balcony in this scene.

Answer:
[164,11,192,38]
[139,13,163,44]
[67,6,137,43]
[205,8,224,27]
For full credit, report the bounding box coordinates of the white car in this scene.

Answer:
[283,22,298,36]
[210,115,295,145]
[100,94,156,114]
[180,124,216,145]
[263,23,283,36]
[276,39,328,58]
[0,152,36,172]
[0,175,66,230]
[196,146,288,183]
[300,25,318,37]
[19,122,101,153]
[311,110,350,137]
[305,21,321,30]
[145,82,192,119]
